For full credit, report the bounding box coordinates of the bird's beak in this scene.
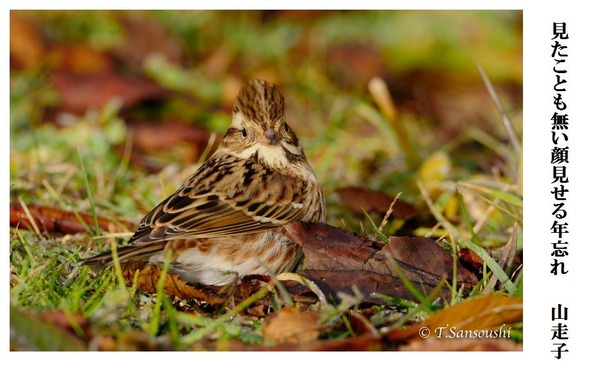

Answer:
[262,128,277,145]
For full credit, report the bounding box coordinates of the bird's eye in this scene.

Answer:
[283,124,291,134]
[241,127,248,138]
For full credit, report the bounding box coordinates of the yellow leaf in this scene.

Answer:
[386,295,522,345]
[262,307,320,346]
[423,295,522,331]
[418,151,451,187]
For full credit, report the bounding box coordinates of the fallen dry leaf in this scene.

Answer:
[284,221,383,271]
[399,337,521,351]
[378,236,478,287]
[459,247,485,272]
[337,187,419,220]
[386,294,522,344]
[262,307,320,346]
[129,120,218,164]
[50,71,166,114]
[284,222,478,300]
[293,269,445,304]
[10,202,135,235]
[122,261,227,306]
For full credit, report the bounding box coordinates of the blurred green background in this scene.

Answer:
[10,10,522,222]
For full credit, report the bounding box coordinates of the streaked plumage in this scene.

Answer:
[81,80,325,285]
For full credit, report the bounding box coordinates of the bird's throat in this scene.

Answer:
[230,143,290,169]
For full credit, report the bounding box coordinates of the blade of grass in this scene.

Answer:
[456,188,480,245]
[418,180,516,294]
[161,293,181,346]
[391,280,446,329]
[379,191,402,232]
[277,273,327,306]
[78,149,100,236]
[474,60,521,155]
[197,131,218,165]
[363,210,389,244]
[109,237,127,290]
[458,181,523,207]
[80,271,116,316]
[148,252,173,337]
[17,197,43,239]
[448,233,459,305]
[483,222,518,295]
[40,179,95,235]
[178,283,273,346]
[383,254,427,303]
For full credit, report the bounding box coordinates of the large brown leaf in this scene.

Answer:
[51,71,166,114]
[285,221,383,271]
[386,294,523,345]
[284,222,478,302]
[293,269,445,304]
[377,236,478,288]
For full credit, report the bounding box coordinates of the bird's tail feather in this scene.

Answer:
[79,242,165,268]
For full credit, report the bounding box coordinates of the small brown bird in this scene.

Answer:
[82,80,325,285]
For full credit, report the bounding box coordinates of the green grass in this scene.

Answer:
[9,10,522,350]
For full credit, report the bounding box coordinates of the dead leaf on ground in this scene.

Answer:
[129,120,218,161]
[400,337,521,351]
[121,261,227,306]
[337,187,419,220]
[385,294,522,344]
[284,222,478,302]
[459,247,485,273]
[119,262,297,317]
[378,236,478,287]
[290,269,445,304]
[262,307,321,346]
[285,221,383,271]
[50,71,167,114]
[10,202,135,236]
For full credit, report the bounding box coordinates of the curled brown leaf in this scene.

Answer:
[10,202,135,236]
